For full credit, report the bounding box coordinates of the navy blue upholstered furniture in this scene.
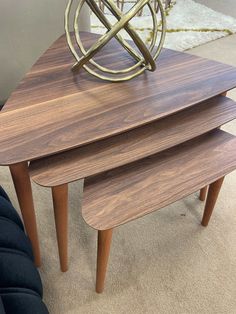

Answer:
[0,186,48,314]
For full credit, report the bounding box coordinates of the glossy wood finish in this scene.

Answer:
[83,130,236,230]
[3,33,236,113]
[1,33,236,165]
[9,162,41,266]
[52,184,69,272]
[199,186,208,201]
[201,177,225,227]
[29,96,236,187]
[96,229,113,293]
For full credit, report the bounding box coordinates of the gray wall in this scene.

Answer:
[0,1,90,106]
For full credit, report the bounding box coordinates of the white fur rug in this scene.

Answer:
[91,0,236,51]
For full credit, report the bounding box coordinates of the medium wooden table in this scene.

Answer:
[29,97,236,292]
[1,32,236,272]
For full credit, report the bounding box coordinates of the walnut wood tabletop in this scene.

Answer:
[82,130,236,231]
[29,95,236,187]
[1,33,236,165]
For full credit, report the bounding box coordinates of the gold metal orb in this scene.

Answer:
[65,0,166,81]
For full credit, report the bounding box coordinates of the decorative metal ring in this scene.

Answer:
[65,0,166,81]
[74,0,158,74]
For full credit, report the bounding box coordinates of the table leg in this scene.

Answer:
[9,162,41,267]
[96,229,113,293]
[199,186,208,201]
[52,184,68,272]
[201,177,224,227]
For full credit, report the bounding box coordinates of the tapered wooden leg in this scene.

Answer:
[199,186,208,201]
[96,229,113,293]
[52,184,68,272]
[201,177,224,227]
[9,162,41,267]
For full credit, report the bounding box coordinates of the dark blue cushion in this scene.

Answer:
[0,186,48,313]
[0,196,23,230]
[0,292,48,314]
[0,187,11,203]
[0,288,39,298]
[0,296,5,314]
[0,218,33,261]
[0,248,43,297]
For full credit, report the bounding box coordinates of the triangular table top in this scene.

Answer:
[1,32,236,165]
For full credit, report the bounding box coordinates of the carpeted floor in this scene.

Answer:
[1,2,236,314]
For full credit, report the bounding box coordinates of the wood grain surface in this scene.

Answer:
[1,32,236,165]
[30,96,236,187]
[82,130,236,230]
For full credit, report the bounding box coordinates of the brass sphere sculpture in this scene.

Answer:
[65,0,166,81]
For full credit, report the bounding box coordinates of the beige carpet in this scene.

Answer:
[91,0,236,51]
[1,4,236,314]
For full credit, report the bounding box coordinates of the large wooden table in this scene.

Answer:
[1,32,236,275]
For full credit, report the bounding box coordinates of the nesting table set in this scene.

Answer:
[1,32,236,293]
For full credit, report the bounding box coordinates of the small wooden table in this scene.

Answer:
[1,32,236,274]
